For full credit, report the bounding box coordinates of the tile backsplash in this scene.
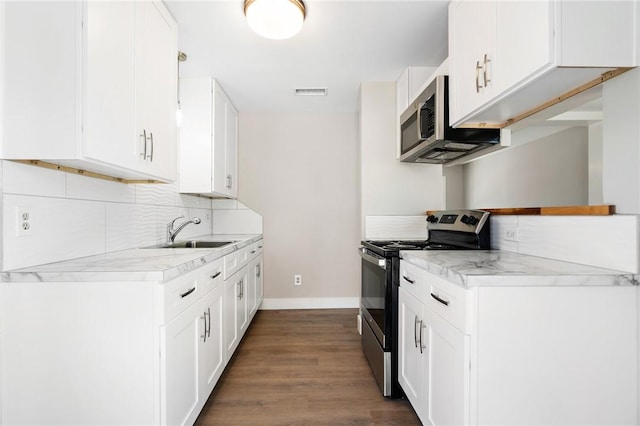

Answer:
[491,214,639,273]
[1,161,262,271]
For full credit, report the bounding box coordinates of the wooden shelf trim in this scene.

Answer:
[11,160,166,184]
[425,205,615,216]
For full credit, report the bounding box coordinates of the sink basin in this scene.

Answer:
[145,240,237,249]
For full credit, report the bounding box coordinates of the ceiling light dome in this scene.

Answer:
[244,0,306,40]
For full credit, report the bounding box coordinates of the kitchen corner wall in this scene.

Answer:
[0,160,261,271]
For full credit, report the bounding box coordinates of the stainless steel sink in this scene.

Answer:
[145,240,237,249]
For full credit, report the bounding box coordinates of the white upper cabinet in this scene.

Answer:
[179,78,239,198]
[449,0,637,127]
[1,1,177,182]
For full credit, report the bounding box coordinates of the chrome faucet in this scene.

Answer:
[167,216,201,243]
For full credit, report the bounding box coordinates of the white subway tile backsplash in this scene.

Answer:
[135,182,176,206]
[3,194,106,270]
[489,215,519,252]
[365,216,429,240]
[212,199,239,209]
[517,215,639,273]
[106,203,157,252]
[489,214,640,273]
[1,160,264,269]
[3,161,66,197]
[66,173,136,203]
[212,209,263,234]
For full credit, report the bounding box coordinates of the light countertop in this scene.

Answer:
[1,234,262,283]
[400,249,639,288]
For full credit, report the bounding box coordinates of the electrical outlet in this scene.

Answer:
[294,274,302,286]
[504,227,518,242]
[16,207,33,237]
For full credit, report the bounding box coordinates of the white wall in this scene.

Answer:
[360,82,444,219]
[463,127,588,209]
[0,161,259,271]
[237,113,360,308]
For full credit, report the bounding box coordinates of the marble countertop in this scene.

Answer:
[400,249,639,288]
[1,234,262,283]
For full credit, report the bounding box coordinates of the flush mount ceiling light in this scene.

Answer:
[244,0,306,40]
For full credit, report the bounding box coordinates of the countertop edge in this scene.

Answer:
[1,234,263,283]
[400,249,640,288]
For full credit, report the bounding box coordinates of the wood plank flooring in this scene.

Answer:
[195,309,421,425]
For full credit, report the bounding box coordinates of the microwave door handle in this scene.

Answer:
[416,103,423,140]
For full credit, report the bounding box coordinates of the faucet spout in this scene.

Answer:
[167,216,202,243]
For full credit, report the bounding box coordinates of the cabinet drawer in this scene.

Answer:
[246,241,263,261]
[399,260,425,301]
[424,271,472,334]
[162,268,202,324]
[199,258,223,295]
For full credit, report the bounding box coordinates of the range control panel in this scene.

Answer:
[426,209,490,234]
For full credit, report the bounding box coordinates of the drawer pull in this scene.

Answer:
[251,250,257,254]
[180,287,196,298]
[403,275,415,284]
[430,292,450,306]
[210,271,222,280]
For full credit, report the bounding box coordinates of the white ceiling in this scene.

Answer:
[165,0,450,113]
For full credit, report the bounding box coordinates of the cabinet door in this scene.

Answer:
[225,101,239,198]
[246,255,263,317]
[161,302,202,426]
[199,284,225,399]
[424,308,470,426]
[496,0,552,93]
[237,269,249,334]
[83,1,136,169]
[224,271,240,358]
[448,0,497,125]
[212,86,229,196]
[135,0,177,180]
[398,288,426,419]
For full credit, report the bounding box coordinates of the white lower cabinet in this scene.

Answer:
[398,287,469,426]
[162,300,202,426]
[224,267,248,359]
[0,240,264,426]
[161,282,225,426]
[398,259,638,426]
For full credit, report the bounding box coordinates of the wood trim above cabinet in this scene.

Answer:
[425,205,616,216]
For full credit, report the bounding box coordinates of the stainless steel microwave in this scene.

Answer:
[399,75,500,164]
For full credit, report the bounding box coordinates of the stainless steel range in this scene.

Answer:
[359,209,490,397]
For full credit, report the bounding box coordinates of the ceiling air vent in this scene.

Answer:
[295,88,328,96]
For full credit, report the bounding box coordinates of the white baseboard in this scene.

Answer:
[260,297,359,310]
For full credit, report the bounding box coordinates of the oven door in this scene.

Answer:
[359,248,389,349]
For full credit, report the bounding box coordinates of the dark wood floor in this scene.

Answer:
[195,309,421,425]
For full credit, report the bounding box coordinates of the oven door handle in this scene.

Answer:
[359,248,386,270]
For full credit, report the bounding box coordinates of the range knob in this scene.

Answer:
[461,215,479,225]
[426,215,438,223]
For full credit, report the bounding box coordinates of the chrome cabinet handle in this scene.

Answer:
[475,60,483,93]
[414,316,420,348]
[431,292,450,306]
[206,307,211,338]
[201,313,207,342]
[180,287,196,298]
[256,264,261,278]
[419,320,425,354]
[483,53,491,87]
[149,132,154,162]
[140,129,148,159]
[210,271,222,280]
[226,175,232,189]
[237,279,244,299]
[403,275,415,285]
